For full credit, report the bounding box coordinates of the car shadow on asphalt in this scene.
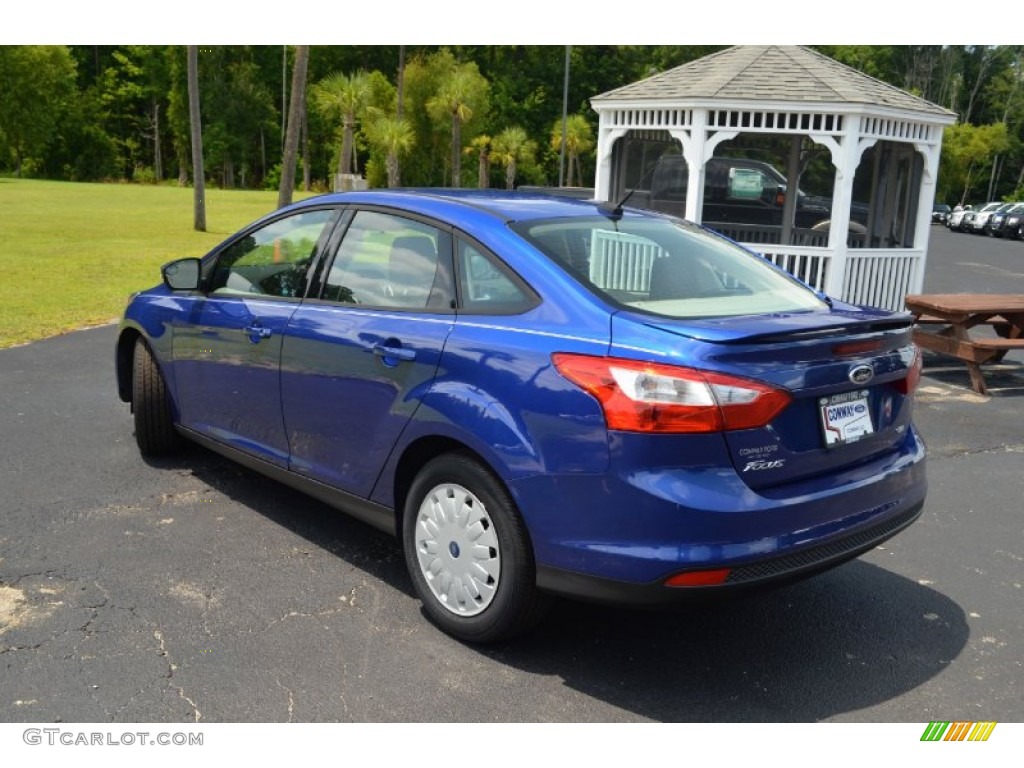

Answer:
[482,563,968,722]
[143,446,968,723]
[141,444,415,598]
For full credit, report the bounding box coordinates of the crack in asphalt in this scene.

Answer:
[924,443,1024,460]
[153,629,203,722]
[275,678,295,723]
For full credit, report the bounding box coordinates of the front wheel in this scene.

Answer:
[132,338,182,456]
[402,453,550,643]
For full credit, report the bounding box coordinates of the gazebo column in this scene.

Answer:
[671,111,738,224]
[812,127,869,300]
[911,136,943,293]
[593,124,627,202]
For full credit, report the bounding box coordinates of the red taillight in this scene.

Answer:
[664,568,732,587]
[551,353,791,434]
[893,345,922,395]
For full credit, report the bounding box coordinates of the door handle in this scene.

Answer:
[373,344,416,363]
[243,324,273,343]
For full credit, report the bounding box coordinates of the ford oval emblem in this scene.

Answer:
[849,364,874,385]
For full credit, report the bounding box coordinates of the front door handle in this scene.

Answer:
[243,324,273,343]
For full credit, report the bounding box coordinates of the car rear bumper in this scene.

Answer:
[535,498,923,605]
[514,427,927,597]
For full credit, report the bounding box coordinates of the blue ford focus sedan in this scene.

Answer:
[116,189,926,642]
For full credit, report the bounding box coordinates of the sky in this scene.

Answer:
[4,2,966,45]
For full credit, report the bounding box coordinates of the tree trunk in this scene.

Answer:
[177,147,187,187]
[153,102,163,181]
[451,113,462,188]
[964,47,996,123]
[278,45,309,209]
[386,151,399,188]
[395,46,405,187]
[187,46,206,232]
[505,159,516,190]
[478,150,488,188]
[301,95,310,191]
[340,116,354,177]
[224,156,235,189]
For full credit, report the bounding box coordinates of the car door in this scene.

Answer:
[171,207,340,466]
[280,209,456,497]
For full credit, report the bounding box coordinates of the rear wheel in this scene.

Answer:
[402,453,550,643]
[132,338,182,456]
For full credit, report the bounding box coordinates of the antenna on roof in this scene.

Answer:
[599,156,663,221]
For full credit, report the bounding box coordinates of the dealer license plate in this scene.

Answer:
[819,390,874,447]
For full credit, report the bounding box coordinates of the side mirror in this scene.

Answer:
[161,258,201,291]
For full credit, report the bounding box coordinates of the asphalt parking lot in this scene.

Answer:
[1,225,1021,723]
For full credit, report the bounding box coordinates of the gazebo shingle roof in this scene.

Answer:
[593,46,956,118]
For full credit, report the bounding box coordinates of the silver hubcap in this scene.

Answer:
[414,483,500,617]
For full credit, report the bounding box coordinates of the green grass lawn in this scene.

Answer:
[0,178,315,349]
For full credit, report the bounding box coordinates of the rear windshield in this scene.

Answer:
[510,215,827,318]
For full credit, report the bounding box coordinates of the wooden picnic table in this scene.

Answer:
[904,293,1024,395]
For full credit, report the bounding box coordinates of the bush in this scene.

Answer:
[263,163,282,191]
[133,165,157,185]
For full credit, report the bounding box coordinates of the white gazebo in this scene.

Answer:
[590,46,957,311]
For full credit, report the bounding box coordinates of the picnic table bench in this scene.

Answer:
[904,293,1024,395]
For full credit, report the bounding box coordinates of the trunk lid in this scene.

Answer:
[610,307,919,490]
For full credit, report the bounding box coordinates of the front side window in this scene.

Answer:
[322,211,451,310]
[209,208,336,298]
[513,215,827,319]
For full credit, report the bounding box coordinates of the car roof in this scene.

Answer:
[287,188,616,226]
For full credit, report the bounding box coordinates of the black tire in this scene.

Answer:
[402,453,550,643]
[132,338,182,456]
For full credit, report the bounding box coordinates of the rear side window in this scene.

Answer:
[455,239,536,315]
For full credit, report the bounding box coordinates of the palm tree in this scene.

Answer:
[278,45,309,209]
[550,114,594,187]
[427,63,486,187]
[395,46,406,186]
[365,115,415,188]
[491,127,536,190]
[465,135,491,188]
[186,45,205,231]
[313,70,370,185]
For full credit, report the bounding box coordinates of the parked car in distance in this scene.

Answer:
[947,205,971,232]
[967,201,1004,234]
[986,202,1024,237]
[932,203,951,224]
[1000,203,1024,240]
[116,189,927,642]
